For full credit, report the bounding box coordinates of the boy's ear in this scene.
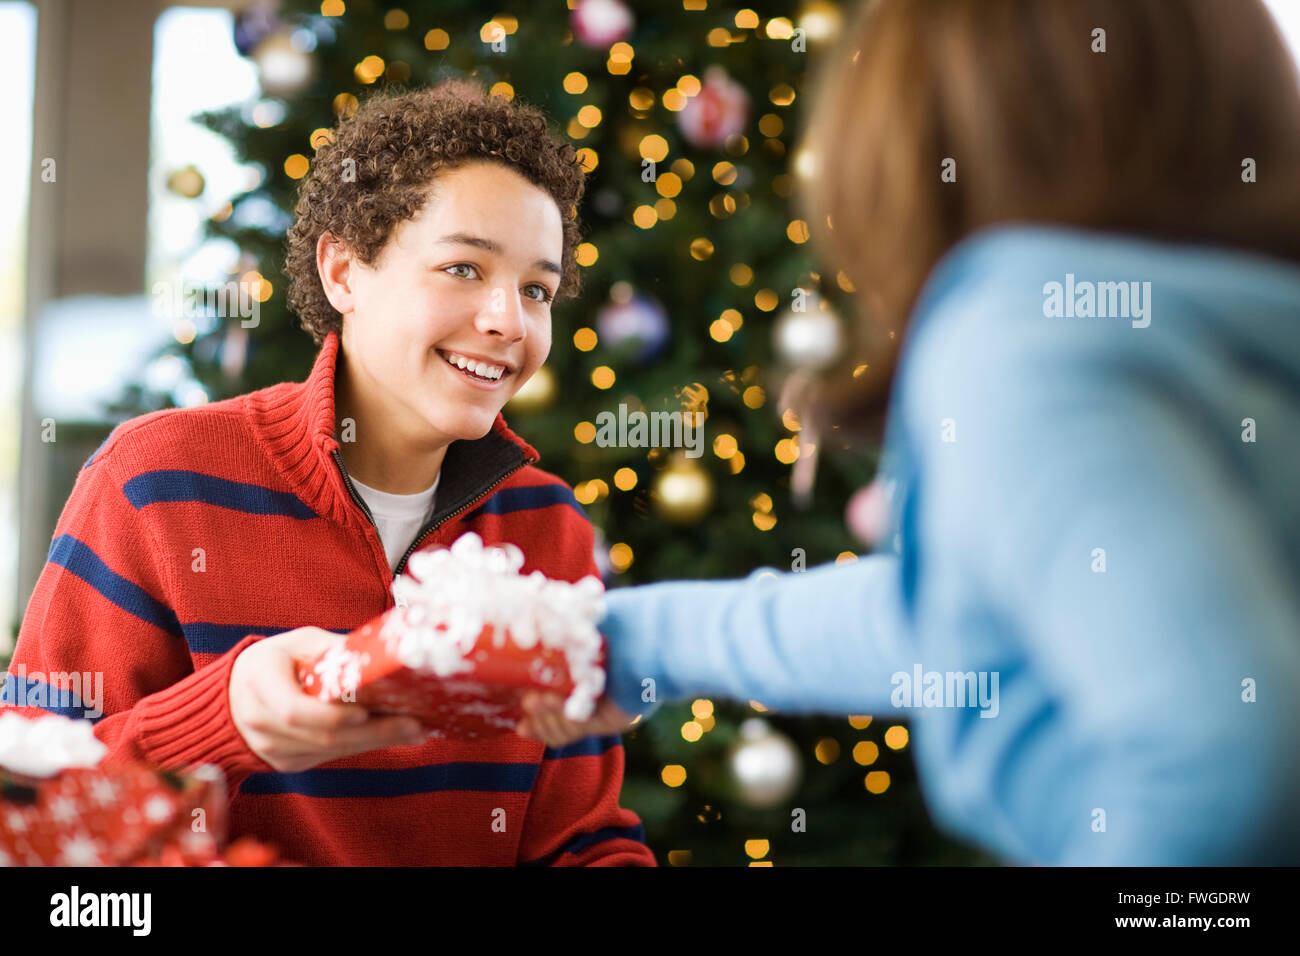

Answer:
[317,232,358,315]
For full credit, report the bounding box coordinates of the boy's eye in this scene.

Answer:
[444,263,478,279]
[524,284,554,304]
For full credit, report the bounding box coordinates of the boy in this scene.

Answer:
[1,82,654,866]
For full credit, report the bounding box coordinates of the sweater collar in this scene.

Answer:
[245,329,539,525]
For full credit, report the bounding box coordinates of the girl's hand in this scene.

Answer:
[515,693,637,748]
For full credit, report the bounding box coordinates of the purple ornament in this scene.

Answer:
[596,292,669,363]
[234,1,281,57]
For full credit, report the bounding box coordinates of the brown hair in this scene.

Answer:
[800,0,1300,427]
[285,80,587,345]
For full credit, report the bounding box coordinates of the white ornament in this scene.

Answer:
[252,30,315,98]
[773,299,844,370]
[728,718,802,808]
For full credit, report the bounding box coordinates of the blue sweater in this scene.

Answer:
[600,226,1300,865]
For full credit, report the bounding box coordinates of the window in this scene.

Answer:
[0,1,37,654]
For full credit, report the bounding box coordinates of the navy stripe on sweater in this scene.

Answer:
[542,735,622,760]
[464,484,586,522]
[238,761,541,798]
[0,674,104,723]
[181,622,349,656]
[519,824,647,866]
[47,535,183,638]
[122,470,317,519]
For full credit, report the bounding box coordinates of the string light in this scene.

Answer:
[815,738,841,764]
[865,771,891,794]
[689,238,714,260]
[884,726,910,750]
[354,55,385,83]
[853,741,879,766]
[609,543,633,572]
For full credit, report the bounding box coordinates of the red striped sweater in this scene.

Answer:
[2,330,654,866]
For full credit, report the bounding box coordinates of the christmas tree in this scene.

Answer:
[139,0,990,865]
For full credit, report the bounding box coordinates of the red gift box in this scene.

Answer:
[1,760,226,867]
[0,712,293,867]
[297,532,606,739]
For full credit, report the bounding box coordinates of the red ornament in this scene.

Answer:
[846,478,891,547]
[570,0,634,48]
[679,66,751,150]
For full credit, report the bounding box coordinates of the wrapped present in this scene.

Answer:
[298,532,606,739]
[0,712,289,867]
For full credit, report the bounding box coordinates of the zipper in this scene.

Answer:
[332,447,378,528]
[391,456,532,578]
[331,444,535,587]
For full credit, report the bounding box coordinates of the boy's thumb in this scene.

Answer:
[275,626,349,658]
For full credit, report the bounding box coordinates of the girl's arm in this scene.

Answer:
[600,554,913,720]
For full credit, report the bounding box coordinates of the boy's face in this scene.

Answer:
[335,159,563,448]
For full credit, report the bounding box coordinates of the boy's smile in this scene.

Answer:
[318,158,564,493]
[435,348,514,388]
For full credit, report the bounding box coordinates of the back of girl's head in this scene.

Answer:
[284,79,586,345]
[801,0,1300,419]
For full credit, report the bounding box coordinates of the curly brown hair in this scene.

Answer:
[284,80,587,345]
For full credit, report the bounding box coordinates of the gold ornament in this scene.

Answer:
[252,30,316,98]
[506,364,557,413]
[166,165,205,199]
[798,0,844,45]
[651,453,715,524]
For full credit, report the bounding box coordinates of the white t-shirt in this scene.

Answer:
[350,472,441,573]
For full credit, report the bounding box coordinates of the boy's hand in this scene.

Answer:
[515,692,637,748]
[230,626,429,773]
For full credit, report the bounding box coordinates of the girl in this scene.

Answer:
[519,0,1300,865]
